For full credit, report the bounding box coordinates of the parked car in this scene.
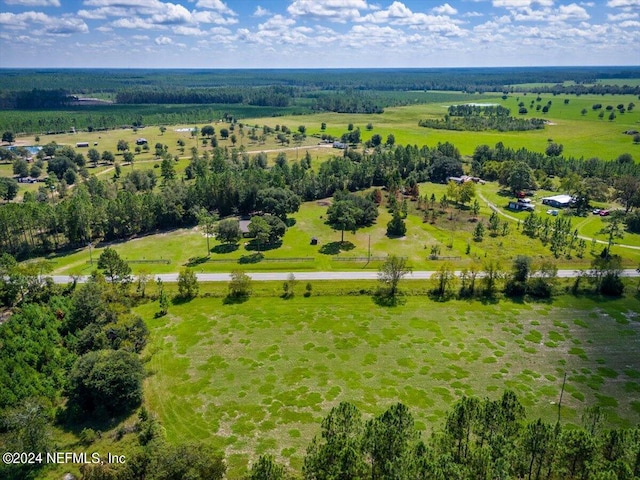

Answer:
[599,210,610,216]
[592,209,601,215]
[546,209,558,216]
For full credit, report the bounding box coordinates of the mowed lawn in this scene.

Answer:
[138,293,640,477]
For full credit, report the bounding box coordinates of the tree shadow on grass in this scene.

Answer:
[212,243,239,254]
[171,295,194,306]
[239,252,264,264]
[57,406,133,438]
[245,240,282,252]
[223,294,250,305]
[185,255,209,267]
[319,241,355,255]
[286,217,297,227]
[372,290,406,307]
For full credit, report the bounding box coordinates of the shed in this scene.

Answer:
[76,142,89,148]
[239,219,252,238]
[136,138,148,145]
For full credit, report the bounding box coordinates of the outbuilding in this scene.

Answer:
[541,194,573,208]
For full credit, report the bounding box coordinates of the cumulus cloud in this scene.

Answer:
[253,6,270,17]
[46,17,90,34]
[433,3,458,15]
[258,14,295,30]
[0,10,88,34]
[173,25,206,35]
[194,0,235,15]
[84,0,162,9]
[112,16,158,29]
[5,0,60,6]
[356,1,463,35]
[154,34,172,44]
[192,9,238,24]
[150,2,191,25]
[607,0,640,6]
[608,11,638,19]
[493,0,554,7]
[556,3,590,20]
[287,0,369,22]
[77,7,130,19]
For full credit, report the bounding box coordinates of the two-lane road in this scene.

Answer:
[50,269,640,284]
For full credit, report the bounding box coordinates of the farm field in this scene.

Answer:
[136,292,640,477]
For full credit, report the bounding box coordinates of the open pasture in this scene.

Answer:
[247,91,640,160]
[138,293,640,477]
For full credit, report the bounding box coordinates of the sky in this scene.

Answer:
[0,0,639,68]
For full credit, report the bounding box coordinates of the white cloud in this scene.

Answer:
[253,6,270,17]
[173,25,206,35]
[194,0,235,15]
[432,3,458,15]
[46,17,90,34]
[5,0,60,6]
[209,26,230,34]
[287,0,369,22]
[0,10,88,34]
[556,3,590,20]
[258,14,295,31]
[154,35,172,44]
[620,19,640,26]
[83,0,161,9]
[192,10,238,24]
[131,34,149,40]
[150,2,191,25]
[607,11,638,19]
[77,7,130,19]
[464,11,484,17]
[607,0,640,6]
[493,0,554,7]
[111,16,158,29]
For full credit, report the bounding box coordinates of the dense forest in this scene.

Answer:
[1,68,639,122]
[2,67,640,93]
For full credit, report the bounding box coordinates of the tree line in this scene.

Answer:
[115,86,293,107]
[4,67,639,95]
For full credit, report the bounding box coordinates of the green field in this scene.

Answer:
[135,292,640,477]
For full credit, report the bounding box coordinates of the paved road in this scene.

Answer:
[50,269,640,284]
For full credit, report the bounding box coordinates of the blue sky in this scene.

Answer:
[0,0,638,68]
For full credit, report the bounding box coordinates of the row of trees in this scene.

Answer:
[115,85,293,107]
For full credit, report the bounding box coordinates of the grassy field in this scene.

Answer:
[135,291,640,477]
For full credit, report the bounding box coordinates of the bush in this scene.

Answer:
[79,428,98,446]
[626,210,640,234]
[68,349,144,416]
[600,274,624,296]
[526,278,553,298]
